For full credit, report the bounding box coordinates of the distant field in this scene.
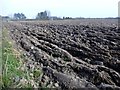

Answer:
[16,18,118,26]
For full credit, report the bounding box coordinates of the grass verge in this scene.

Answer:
[2,28,33,88]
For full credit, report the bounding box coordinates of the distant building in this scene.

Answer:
[2,16,10,21]
[50,16,62,20]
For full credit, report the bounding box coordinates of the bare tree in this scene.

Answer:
[14,13,26,20]
[36,10,50,20]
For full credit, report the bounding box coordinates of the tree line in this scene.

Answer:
[3,10,85,20]
[13,11,51,20]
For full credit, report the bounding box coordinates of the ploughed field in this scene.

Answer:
[4,19,120,89]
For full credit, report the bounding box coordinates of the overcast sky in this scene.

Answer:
[0,0,119,18]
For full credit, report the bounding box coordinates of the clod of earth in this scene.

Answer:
[3,19,120,89]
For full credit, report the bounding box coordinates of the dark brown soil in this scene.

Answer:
[3,19,120,89]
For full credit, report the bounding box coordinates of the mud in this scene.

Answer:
[3,19,120,89]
